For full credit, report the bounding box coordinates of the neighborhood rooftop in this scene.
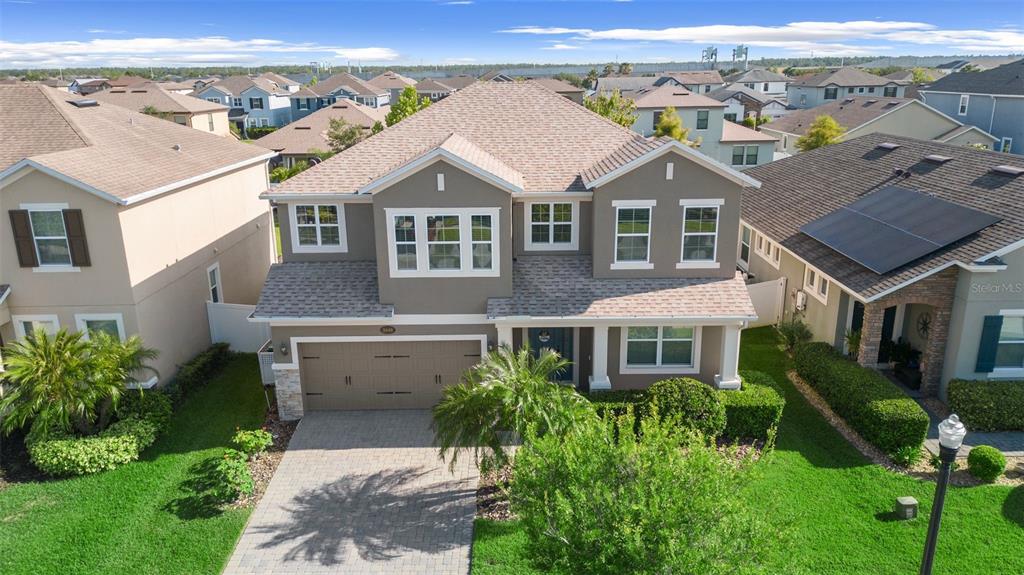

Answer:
[765,97,917,136]
[90,81,228,114]
[253,99,387,156]
[923,58,1024,96]
[722,68,789,84]
[790,66,906,87]
[632,84,726,108]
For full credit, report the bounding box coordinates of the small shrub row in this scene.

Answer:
[948,379,1024,431]
[233,428,273,458]
[27,417,160,476]
[164,342,231,404]
[794,342,929,458]
[648,378,727,438]
[211,449,255,502]
[245,126,277,138]
[967,445,1006,482]
[720,371,786,441]
[117,390,173,429]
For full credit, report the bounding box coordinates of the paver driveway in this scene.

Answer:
[223,410,479,575]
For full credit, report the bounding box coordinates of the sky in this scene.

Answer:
[0,0,1022,69]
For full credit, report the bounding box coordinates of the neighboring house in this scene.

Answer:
[479,70,514,82]
[254,100,387,168]
[0,85,275,382]
[740,134,1024,399]
[156,80,195,95]
[193,76,220,91]
[414,75,477,101]
[787,67,908,109]
[530,77,585,104]
[657,70,725,94]
[368,70,417,102]
[253,81,760,419]
[761,96,997,155]
[722,68,789,96]
[708,86,789,122]
[628,84,776,169]
[194,75,293,134]
[258,72,301,93]
[596,75,670,98]
[90,81,231,136]
[72,78,110,95]
[289,72,391,120]
[919,59,1024,155]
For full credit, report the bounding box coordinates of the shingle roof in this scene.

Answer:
[580,136,671,186]
[723,69,789,84]
[271,81,649,196]
[202,75,289,97]
[763,97,917,136]
[743,134,1024,299]
[708,86,771,105]
[253,261,393,318]
[253,100,387,156]
[921,58,1024,96]
[107,75,150,88]
[884,70,916,83]
[368,71,416,90]
[530,77,584,94]
[309,73,387,97]
[258,72,298,88]
[661,70,724,85]
[631,84,726,109]
[595,76,660,94]
[720,122,777,143]
[791,67,903,87]
[487,255,756,319]
[415,78,457,93]
[435,133,524,190]
[91,82,228,114]
[0,85,272,201]
[436,75,478,90]
[935,124,995,143]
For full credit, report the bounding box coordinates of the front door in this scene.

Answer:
[528,328,574,383]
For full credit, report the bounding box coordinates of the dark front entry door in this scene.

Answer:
[877,306,897,363]
[528,328,574,383]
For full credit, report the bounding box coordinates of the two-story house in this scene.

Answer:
[919,59,1024,155]
[252,81,759,419]
[628,85,777,169]
[0,85,275,382]
[415,75,478,102]
[740,134,1024,400]
[656,70,726,94]
[787,67,908,109]
[368,70,417,103]
[289,72,392,121]
[708,86,790,122]
[90,81,232,137]
[194,76,293,134]
[254,100,387,168]
[722,68,789,97]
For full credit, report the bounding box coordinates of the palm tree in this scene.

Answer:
[432,344,594,471]
[0,329,158,437]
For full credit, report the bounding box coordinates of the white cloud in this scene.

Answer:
[86,28,128,34]
[333,47,399,61]
[499,26,590,35]
[542,43,581,51]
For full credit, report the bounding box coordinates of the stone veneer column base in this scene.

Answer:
[273,367,304,421]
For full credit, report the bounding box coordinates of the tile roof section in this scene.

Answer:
[723,69,789,83]
[487,255,756,320]
[253,100,387,156]
[580,137,671,186]
[595,76,660,94]
[253,261,393,319]
[439,75,480,90]
[791,67,904,87]
[91,82,228,114]
[632,84,726,109]
[720,122,778,143]
[0,85,272,201]
[435,133,524,191]
[922,58,1024,96]
[258,72,298,87]
[743,133,1024,299]
[415,78,457,93]
[272,81,647,196]
[764,97,915,136]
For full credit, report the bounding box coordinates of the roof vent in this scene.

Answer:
[673,91,687,96]
[885,100,900,107]
[866,99,878,104]
[924,154,953,164]
[294,126,312,130]
[843,97,855,103]
[172,144,182,152]
[877,142,901,150]
[991,164,1024,177]
[130,90,147,93]
[69,99,98,108]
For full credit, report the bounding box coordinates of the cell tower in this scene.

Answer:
[732,45,749,70]
[701,46,718,69]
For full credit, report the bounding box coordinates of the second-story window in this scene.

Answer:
[679,201,720,266]
[696,110,709,130]
[232,97,243,107]
[394,215,417,270]
[526,202,576,251]
[471,215,493,270]
[958,94,969,115]
[292,204,347,253]
[613,202,653,268]
[249,97,264,109]
[739,225,752,268]
[29,209,72,266]
[427,215,461,270]
[731,145,759,166]
[385,208,500,277]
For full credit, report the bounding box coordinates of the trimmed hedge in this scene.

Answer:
[27,418,160,476]
[794,342,929,457]
[948,379,1024,431]
[967,445,1006,482]
[117,390,173,429]
[647,378,726,437]
[165,342,231,404]
[588,390,647,435]
[720,371,786,441]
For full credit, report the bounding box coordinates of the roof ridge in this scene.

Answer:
[38,85,91,148]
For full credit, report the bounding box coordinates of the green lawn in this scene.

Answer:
[472,327,1024,575]
[0,355,266,575]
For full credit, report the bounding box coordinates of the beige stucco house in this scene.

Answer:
[0,85,275,383]
[90,81,232,137]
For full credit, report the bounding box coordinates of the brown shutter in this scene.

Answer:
[62,209,91,267]
[9,210,39,268]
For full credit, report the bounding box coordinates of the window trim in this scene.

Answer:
[754,231,781,270]
[249,97,264,109]
[75,313,127,341]
[824,87,839,100]
[619,325,701,375]
[677,199,722,269]
[207,113,215,131]
[384,207,501,278]
[883,86,898,98]
[207,262,222,303]
[290,203,349,253]
[12,314,60,340]
[21,202,75,270]
[993,309,1024,377]
[803,264,829,304]
[958,94,969,116]
[611,199,655,270]
[738,224,752,270]
[695,109,709,130]
[523,201,579,252]
[731,144,759,166]
[232,97,243,107]
[297,98,309,111]
[1001,137,1013,154]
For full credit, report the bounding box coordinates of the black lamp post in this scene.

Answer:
[920,414,966,575]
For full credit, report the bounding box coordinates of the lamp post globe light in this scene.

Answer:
[920,414,967,575]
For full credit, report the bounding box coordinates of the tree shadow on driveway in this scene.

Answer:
[247,466,476,567]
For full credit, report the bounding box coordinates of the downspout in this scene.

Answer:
[988,95,997,135]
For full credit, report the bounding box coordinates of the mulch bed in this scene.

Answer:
[477,465,514,521]
[235,395,296,508]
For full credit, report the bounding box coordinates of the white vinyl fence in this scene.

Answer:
[207,302,270,353]
[746,277,786,328]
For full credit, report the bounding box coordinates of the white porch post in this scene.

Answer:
[496,325,513,349]
[589,325,612,391]
[715,324,742,390]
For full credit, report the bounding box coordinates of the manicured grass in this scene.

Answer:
[472,328,1024,575]
[0,355,267,575]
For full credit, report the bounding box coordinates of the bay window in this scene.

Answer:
[385,207,500,277]
[622,326,699,373]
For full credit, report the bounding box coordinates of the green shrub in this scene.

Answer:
[891,446,923,467]
[587,389,647,435]
[719,371,785,441]
[246,126,277,138]
[794,342,929,458]
[117,390,173,429]
[967,445,1006,482]
[778,317,812,351]
[233,429,273,457]
[510,415,774,574]
[165,343,231,404]
[948,379,1024,431]
[212,449,254,502]
[27,417,160,476]
[646,378,726,438]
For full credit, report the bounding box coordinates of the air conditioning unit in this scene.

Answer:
[795,290,808,311]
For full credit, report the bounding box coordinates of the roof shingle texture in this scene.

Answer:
[368,71,417,90]
[765,97,918,136]
[720,122,777,143]
[91,82,228,114]
[253,100,387,155]
[723,69,789,83]
[632,84,726,109]
[530,77,584,94]
[254,262,393,318]
[791,67,902,87]
[662,70,725,85]
[0,85,271,200]
[743,133,1024,299]
[922,58,1024,96]
[487,255,756,319]
[272,81,649,196]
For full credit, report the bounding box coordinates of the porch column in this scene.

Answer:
[858,302,886,367]
[715,324,742,390]
[589,325,611,391]
[496,325,513,349]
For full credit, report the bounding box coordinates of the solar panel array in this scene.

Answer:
[799,185,1001,274]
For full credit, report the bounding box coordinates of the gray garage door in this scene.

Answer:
[299,340,483,410]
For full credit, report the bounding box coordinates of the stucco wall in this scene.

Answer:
[607,325,723,388]
[921,92,1022,154]
[512,199,593,256]
[845,101,960,142]
[279,202,377,262]
[269,323,497,363]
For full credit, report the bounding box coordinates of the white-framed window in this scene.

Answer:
[384,207,501,278]
[232,97,243,107]
[611,200,655,270]
[249,97,264,109]
[172,114,187,125]
[206,97,222,103]
[524,201,578,251]
[620,326,700,374]
[739,224,752,269]
[297,99,309,111]
[1001,137,1013,154]
[291,204,348,253]
[754,231,781,270]
[678,199,721,269]
[958,94,969,116]
[75,313,126,341]
[995,310,1024,374]
[207,262,222,303]
[246,118,258,128]
[23,203,72,267]
[12,314,60,340]
[696,110,709,130]
[763,82,769,91]
[258,118,270,127]
[731,145,759,166]
[884,86,897,97]
[803,265,829,304]
[207,114,215,131]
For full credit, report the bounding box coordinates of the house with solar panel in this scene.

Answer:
[740,134,1024,399]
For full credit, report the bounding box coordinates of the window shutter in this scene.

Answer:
[62,209,91,267]
[8,209,39,267]
[975,315,1004,373]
